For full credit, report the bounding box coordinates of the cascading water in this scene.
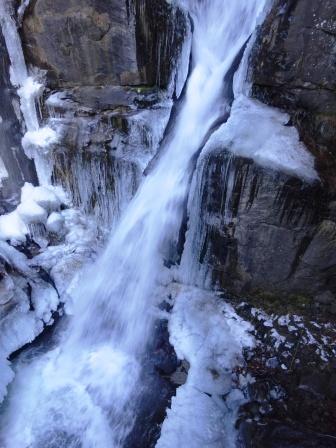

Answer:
[0,1,265,446]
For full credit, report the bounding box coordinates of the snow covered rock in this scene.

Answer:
[46,212,64,233]
[0,183,98,403]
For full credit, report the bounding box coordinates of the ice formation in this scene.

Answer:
[157,286,254,448]
[204,95,318,183]
[0,183,63,243]
[0,1,60,185]
[0,183,97,403]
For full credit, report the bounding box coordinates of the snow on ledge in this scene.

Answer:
[22,126,59,157]
[0,182,65,244]
[156,285,254,448]
[205,95,319,183]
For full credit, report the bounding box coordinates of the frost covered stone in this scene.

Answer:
[17,199,48,224]
[46,212,64,233]
[0,182,97,404]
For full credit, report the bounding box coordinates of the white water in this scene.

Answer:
[0,1,265,446]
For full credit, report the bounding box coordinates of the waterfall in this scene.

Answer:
[0,1,265,446]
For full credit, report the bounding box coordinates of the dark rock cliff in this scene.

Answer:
[10,0,336,302]
[21,0,187,90]
[186,149,335,299]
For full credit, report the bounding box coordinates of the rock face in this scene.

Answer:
[46,86,176,228]
[182,0,336,303]
[0,26,37,206]
[183,148,336,300]
[22,0,187,90]
[250,0,336,191]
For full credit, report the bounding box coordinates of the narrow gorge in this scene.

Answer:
[0,1,335,447]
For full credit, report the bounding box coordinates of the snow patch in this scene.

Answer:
[157,286,254,448]
[0,182,64,244]
[22,126,58,157]
[205,95,318,183]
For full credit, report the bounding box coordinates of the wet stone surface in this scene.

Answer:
[227,295,336,448]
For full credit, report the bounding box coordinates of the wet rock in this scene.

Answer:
[299,372,330,399]
[169,360,190,386]
[234,299,336,448]
[265,357,279,369]
[124,318,179,448]
[315,291,335,306]
[187,148,335,299]
[22,0,188,91]
[245,424,336,448]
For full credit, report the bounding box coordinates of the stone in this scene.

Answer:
[188,148,334,299]
[314,291,335,306]
[22,0,188,90]
[266,357,279,369]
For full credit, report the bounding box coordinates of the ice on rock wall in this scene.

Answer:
[0,156,9,186]
[33,207,97,298]
[157,286,254,448]
[52,152,142,233]
[22,127,59,157]
[50,100,173,230]
[180,18,318,289]
[205,95,318,183]
[0,1,60,185]
[0,183,97,403]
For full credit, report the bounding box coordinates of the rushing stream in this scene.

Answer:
[0,1,265,446]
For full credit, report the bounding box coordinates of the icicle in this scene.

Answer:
[0,1,58,185]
